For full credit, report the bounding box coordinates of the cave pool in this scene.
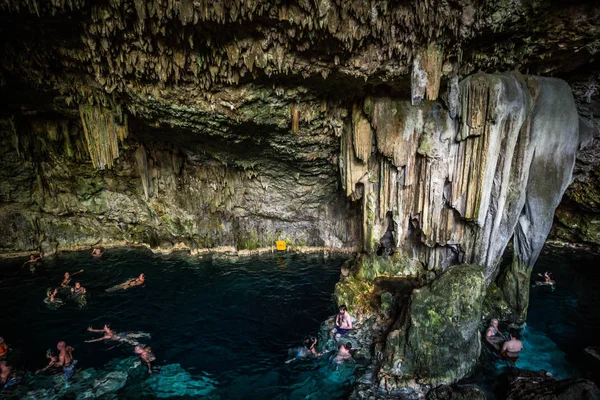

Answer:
[1,246,599,399]
[0,249,356,399]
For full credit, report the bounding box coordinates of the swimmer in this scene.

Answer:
[44,288,64,308]
[134,345,156,373]
[0,361,14,385]
[485,319,507,350]
[35,349,59,374]
[333,342,353,364]
[61,270,84,288]
[91,248,102,257]
[86,324,151,346]
[23,253,43,266]
[0,337,11,360]
[501,331,523,363]
[536,271,556,286]
[106,273,146,292]
[71,282,87,296]
[329,304,353,339]
[285,336,329,364]
[55,341,77,379]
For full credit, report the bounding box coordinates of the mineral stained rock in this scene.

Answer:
[380,265,486,388]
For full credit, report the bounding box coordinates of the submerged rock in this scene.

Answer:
[505,369,600,400]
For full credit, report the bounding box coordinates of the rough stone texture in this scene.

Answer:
[341,73,581,322]
[380,265,486,388]
[426,385,486,400]
[505,369,600,400]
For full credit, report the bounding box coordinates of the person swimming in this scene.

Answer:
[23,253,43,273]
[69,282,88,307]
[285,336,329,364]
[0,360,21,389]
[333,342,353,364]
[535,271,556,286]
[44,288,65,309]
[86,324,151,346]
[106,273,146,292]
[35,349,59,375]
[134,345,156,373]
[91,248,102,257]
[55,341,77,380]
[501,330,523,363]
[61,270,84,288]
[0,338,11,360]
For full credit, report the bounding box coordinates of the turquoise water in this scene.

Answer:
[0,249,354,399]
[483,246,600,387]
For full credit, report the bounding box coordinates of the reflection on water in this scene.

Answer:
[0,249,352,399]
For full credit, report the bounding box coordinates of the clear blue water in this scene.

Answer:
[484,246,600,387]
[0,248,354,399]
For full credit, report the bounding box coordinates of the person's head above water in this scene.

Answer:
[64,272,70,278]
[103,324,112,332]
[343,342,352,350]
[57,341,66,350]
[0,337,4,344]
[30,255,35,261]
[490,319,498,327]
[339,305,347,314]
[74,282,81,289]
[138,273,145,282]
[304,336,317,349]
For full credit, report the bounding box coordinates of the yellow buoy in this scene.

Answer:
[276,240,287,251]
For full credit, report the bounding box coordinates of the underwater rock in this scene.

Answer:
[505,368,600,400]
[426,384,486,400]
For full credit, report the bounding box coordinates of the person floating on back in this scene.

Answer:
[501,331,523,363]
[329,305,353,339]
[106,273,146,292]
[485,319,506,350]
[86,324,150,346]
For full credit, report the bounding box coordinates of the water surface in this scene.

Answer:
[0,248,352,399]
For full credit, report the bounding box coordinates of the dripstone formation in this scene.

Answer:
[1,0,599,396]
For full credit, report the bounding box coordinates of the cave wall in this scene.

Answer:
[0,100,360,254]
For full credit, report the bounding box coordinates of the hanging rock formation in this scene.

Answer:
[0,0,599,396]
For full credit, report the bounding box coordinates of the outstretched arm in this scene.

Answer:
[72,269,84,276]
[87,326,104,332]
[85,337,105,343]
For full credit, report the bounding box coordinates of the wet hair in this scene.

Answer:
[57,341,66,350]
[343,342,352,350]
[304,336,317,348]
[509,329,520,339]
[339,305,347,312]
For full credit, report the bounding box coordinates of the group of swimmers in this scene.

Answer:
[287,304,356,366]
[485,319,523,363]
[1,248,155,390]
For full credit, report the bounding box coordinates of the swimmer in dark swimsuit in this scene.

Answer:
[86,324,150,346]
[106,273,146,292]
[61,270,84,288]
[134,345,156,373]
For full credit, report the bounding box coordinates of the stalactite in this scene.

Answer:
[135,145,150,200]
[351,103,373,163]
[291,104,299,133]
[79,104,127,170]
